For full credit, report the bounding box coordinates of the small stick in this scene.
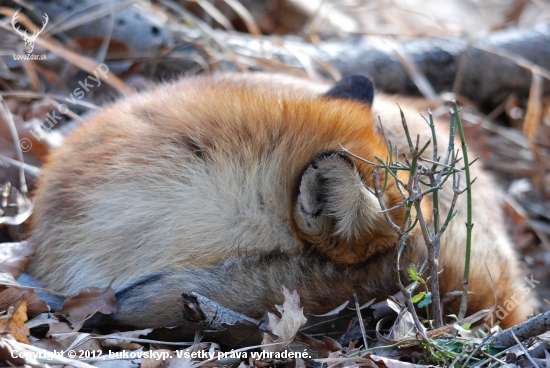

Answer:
[510,331,540,368]
[0,97,28,199]
[353,293,368,350]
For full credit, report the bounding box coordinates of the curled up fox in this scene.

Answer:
[26,73,535,330]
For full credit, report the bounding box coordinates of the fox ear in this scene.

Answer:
[324,75,374,105]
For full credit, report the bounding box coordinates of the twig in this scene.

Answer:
[0,91,100,110]
[339,145,378,166]
[0,97,29,199]
[461,332,494,366]
[390,40,440,104]
[510,331,541,368]
[223,0,262,35]
[192,0,235,31]
[483,350,508,366]
[451,42,472,95]
[395,273,428,341]
[373,166,404,234]
[159,0,247,72]
[0,155,40,176]
[353,293,368,349]
[346,104,467,339]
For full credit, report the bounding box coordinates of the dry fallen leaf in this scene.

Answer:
[140,348,172,368]
[0,301,30,343]
[46,321,103,353]
[365,353,427,367]
[102,328,153,350]
[0,286,49,316]
[0,241,35,279]
[45,320,72,336]
[294,331,340,357]
[54,286,117,326]
[30,337,68,353]
[390,309,418,341]
[21,289,50,315]
[261,286,307,353]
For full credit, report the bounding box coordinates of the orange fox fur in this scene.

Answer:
[28,73,534,329]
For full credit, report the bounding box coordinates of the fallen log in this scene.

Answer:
[26,1,550,109]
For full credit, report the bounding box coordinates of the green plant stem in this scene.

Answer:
[454,101,473,324]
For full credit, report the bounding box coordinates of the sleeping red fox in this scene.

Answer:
[27,73,534,329]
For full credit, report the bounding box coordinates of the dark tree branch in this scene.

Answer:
[490,310,550,347]
[315,23,550,108]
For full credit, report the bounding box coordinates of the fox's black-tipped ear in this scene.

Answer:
[324,75,374,105]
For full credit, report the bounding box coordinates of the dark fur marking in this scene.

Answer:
[116,270,171,302]
[311,152,355,169]
[171,134,205,159]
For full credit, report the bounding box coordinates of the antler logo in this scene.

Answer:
[11,10,49,54]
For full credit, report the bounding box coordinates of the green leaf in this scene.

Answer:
[418,292,432,308]
[452,323,472,334]
[411,292,426,303]
[407,263,421,281]
[488,347,503,355]
[476,329,487,338]
[442,341,461,353]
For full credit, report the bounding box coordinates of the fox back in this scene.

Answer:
[28,73,533,329]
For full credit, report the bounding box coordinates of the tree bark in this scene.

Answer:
[490,310,550,347]
[314,23,550,108]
